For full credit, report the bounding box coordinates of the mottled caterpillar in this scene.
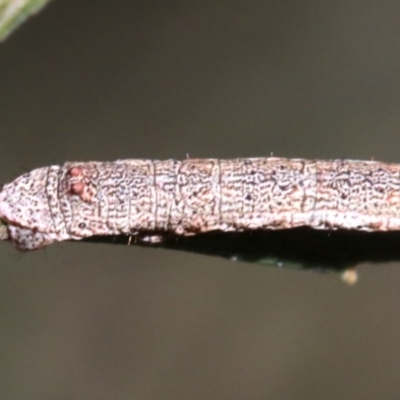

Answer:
[1,158,400,251]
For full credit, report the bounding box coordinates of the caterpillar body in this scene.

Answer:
[1,158,400,251]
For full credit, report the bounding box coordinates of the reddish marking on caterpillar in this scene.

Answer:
[68,166,83,177]
[70,182,85,195]
[66,166,94,202]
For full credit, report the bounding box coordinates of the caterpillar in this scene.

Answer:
[0,158,399,251]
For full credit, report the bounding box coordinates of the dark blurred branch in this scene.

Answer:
[85,227,400,282]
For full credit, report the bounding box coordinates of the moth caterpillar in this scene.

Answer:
[0,158,399,251]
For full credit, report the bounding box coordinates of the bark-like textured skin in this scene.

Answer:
[1,158,400,250]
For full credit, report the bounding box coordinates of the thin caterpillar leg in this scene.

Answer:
[0,219,9,241]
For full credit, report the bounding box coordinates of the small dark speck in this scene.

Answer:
[245,194,252,201]
[78,222,86,229]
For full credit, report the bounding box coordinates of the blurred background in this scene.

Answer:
[1,1,400,399]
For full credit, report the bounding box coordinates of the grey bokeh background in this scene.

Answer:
[1,1,400,399]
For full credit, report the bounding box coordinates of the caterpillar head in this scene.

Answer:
[0,166,65,250]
